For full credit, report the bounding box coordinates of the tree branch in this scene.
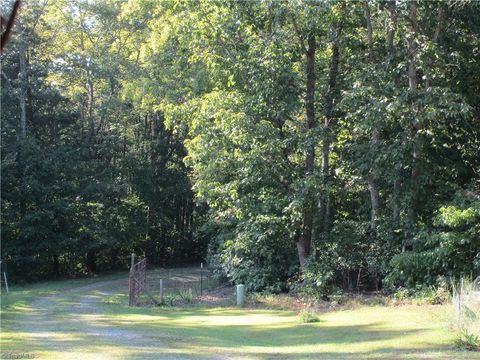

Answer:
[290,12,306,54]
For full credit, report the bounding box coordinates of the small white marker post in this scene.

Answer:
[236,284,245,306]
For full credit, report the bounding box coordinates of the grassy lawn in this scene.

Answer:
[1,270,479,360]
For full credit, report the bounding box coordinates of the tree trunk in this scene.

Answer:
[297,33,316,269]
[367,126,380,229]
[364,1,373,58]
[393,172,401,223]
[407,4,418,92]
[145,204,158,265]
[318,24,341,233]
[18,22,27,137]
[425,6,443,90]
[364,1,380,230]
[86,76,94,141]
[386,1,397,53]
[86,250,96,274]
[52,255,60,278]
[386,1,400,225]
[368,174,379,229]
[367,135,380,230]
[407,2,419,232]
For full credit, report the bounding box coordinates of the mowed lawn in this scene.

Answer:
[1,270,478,360]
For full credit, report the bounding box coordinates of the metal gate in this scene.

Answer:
[128,257,146,306]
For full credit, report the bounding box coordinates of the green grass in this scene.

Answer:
[1,269,479,359]
[0,272,125,310]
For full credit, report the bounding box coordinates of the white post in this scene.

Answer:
[236,284,245,306]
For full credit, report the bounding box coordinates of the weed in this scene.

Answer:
[299,310,320,323]
[455,329,480,351]
[368,296,387,307]
[393,287,410,301]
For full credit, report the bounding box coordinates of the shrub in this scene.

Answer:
[299,310,320,323]
[290,257,335,300]
[393,287,411,301]
[207,214,297,292]
[291,220,397,298]
[391,282,450,305]
[318,220,395,292]
[368,296,387,307]
[387,200,480,288]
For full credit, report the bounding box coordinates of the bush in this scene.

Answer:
[387,200,480,288]
[367,296,387,307]
[393,287,411,301]
[299,310,321,323]
[290,257,335,300]
[391,281,450,305]
[207,214,297,291]
[318,221,395,292]
[291,220,397,298]
[329,289,347,306]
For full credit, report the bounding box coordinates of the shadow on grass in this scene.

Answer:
[3,300,458,360]
[2,274,475,360]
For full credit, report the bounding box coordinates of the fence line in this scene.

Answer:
[129,264,219,306]
[128,256,146,306]
[453,276,480,334]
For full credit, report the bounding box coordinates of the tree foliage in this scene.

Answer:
[1,0,478,291]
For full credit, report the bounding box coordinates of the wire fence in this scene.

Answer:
[135,265,221,306]
[452,276,480,337]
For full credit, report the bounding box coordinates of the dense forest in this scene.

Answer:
[1,0,479,297]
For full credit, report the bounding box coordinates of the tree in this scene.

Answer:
[1,0,478,292]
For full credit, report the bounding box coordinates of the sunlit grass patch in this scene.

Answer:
[2,271,480,360]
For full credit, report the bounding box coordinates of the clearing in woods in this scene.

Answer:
[0,267,478,360]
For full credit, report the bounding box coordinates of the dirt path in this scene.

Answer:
[17,277,170,359]
[15,272,229,360]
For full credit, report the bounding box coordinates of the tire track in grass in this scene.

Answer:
[17,278,160,359]
[16,274,224,359]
